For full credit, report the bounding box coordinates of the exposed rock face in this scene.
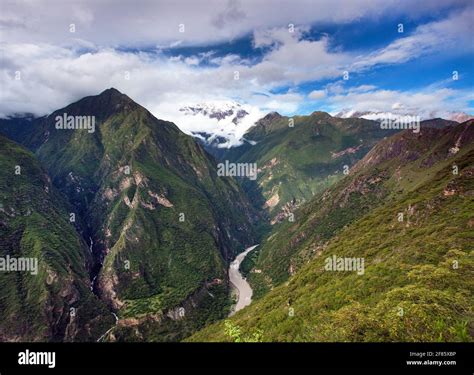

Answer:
[264,191,280,209]
[147,190,173,207]
[331,144,363,159]
[98,272,125,310]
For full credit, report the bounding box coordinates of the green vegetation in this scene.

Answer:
[224,320,263,342]
[110,284,232,342]
[245,123,474,294]
[0,135,113,341]
[1,88,471,343]
[3,88,261,341]
[188,122,474,342]
[220,112,393,222]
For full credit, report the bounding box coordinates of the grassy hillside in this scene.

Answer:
[242,122,474,297]
[188,121,474,342]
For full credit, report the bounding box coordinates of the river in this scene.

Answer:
[95,244,258,339]
[229,244,258,316]
[96,312,118,342]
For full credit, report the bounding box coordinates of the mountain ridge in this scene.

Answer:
[0,88,262,342]
[188,120,474,342]
[214,111,397,224]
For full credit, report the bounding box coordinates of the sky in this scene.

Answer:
[0,0,473,144]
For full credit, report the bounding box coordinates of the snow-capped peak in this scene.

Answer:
[180,101,249,124]
[175,100,264,148]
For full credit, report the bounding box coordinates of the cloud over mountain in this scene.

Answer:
[0,0,472,140]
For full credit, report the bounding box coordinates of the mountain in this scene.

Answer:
[177,101,261,149]
[216,111,396,224]
[334,109,472,124]
[0,114,38,144]
[1,88,261,341]
[417,118,460,129]
[181,101,250,124]
[188,120,474,342]
[242,119,473,297]
[2,89,471,343]
[0,135,114,341]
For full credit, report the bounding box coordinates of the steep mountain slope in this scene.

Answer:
[0,135,113,341]
[241,120,473,297]
[11,88,261,341]
[217,111,395,223]
[189,121,474,342]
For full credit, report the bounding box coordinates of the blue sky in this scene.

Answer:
[1,0,473,142]
[155,5,473,107]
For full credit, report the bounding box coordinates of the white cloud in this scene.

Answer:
[0,42,304,144]
[1,0,467,47]
[249,27,351,85]
[327,85,474,119]
[0,0,472,142]
[308,90,326,100]
[184,56,200,66]
[351,6,474,71]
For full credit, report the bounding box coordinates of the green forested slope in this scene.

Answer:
[219,111,394,223]
[243,122,474,297]
[0,135,113,341]
[189,121,474,342]
[1,88,262,341]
